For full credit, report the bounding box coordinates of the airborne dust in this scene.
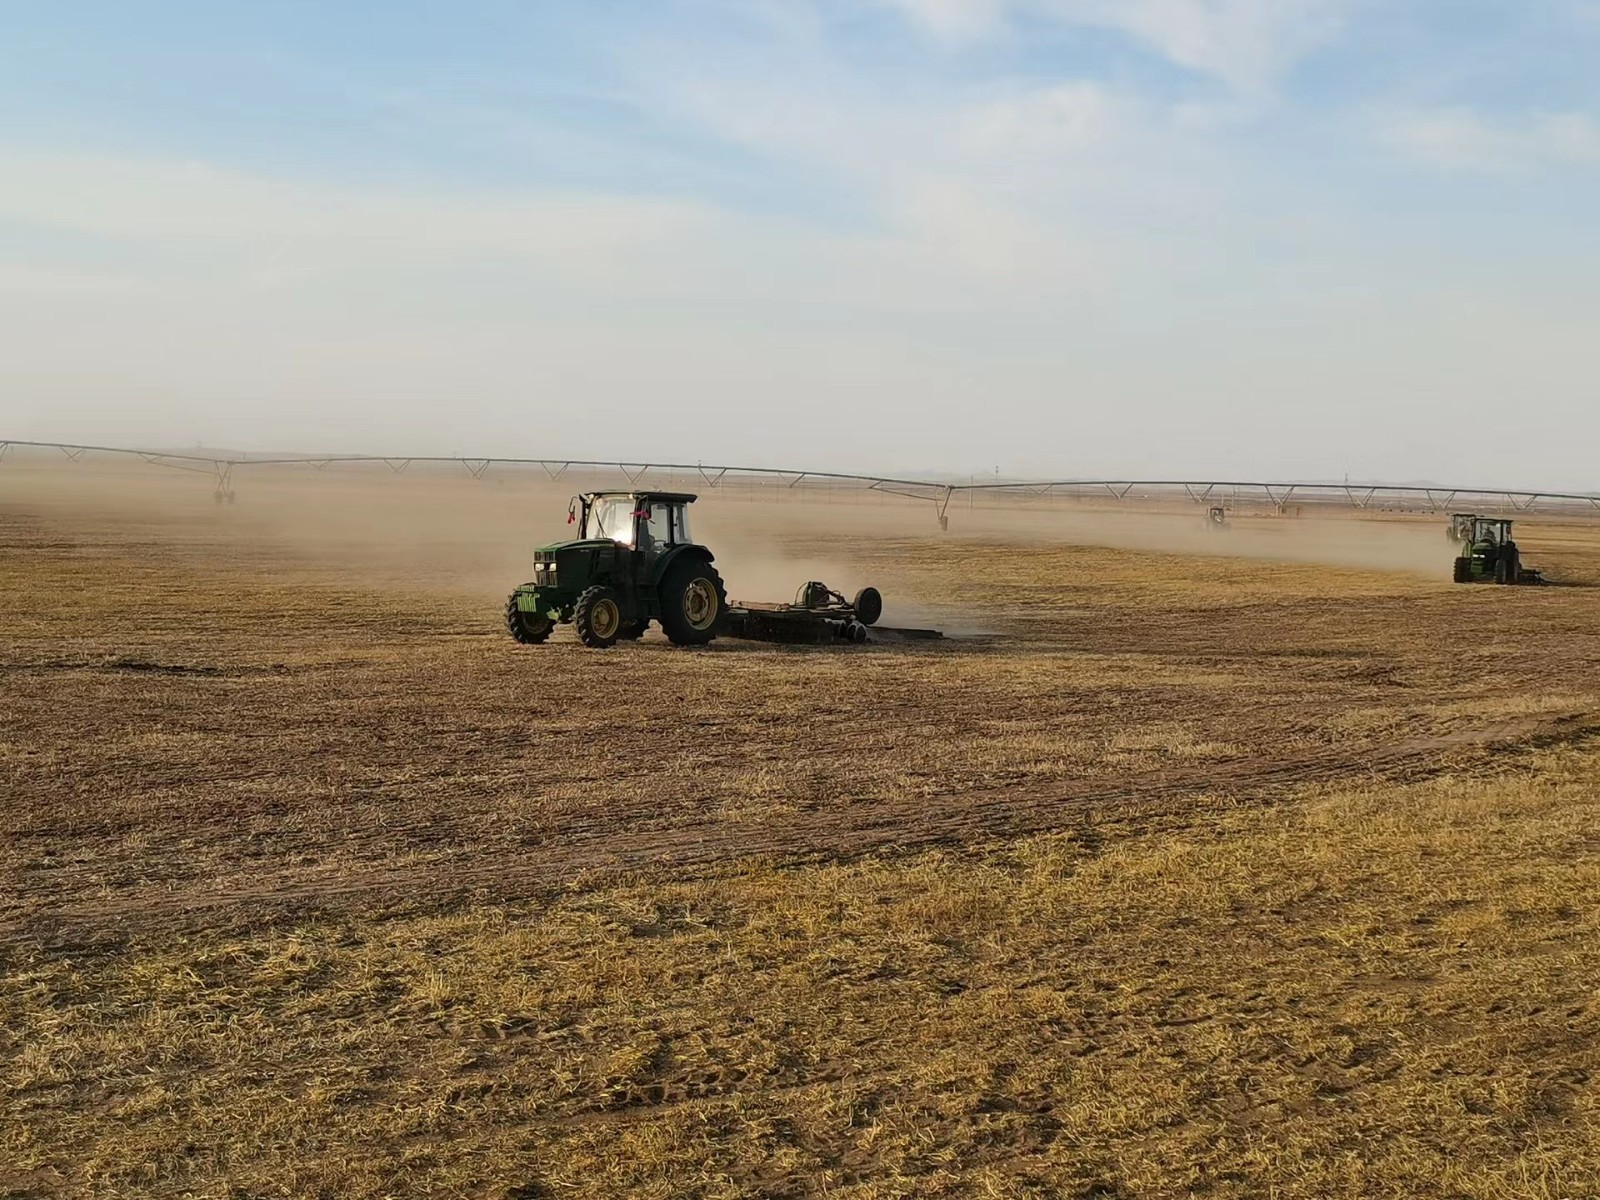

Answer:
[0,460,1453,630]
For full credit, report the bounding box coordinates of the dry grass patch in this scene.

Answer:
[5,471,1600,1197]
[7,740,1600,1198]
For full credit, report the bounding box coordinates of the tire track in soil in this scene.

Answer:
[9,709,1595,949]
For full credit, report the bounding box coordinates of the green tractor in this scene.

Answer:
[1452,516,1543,585]
[505,491,727,648]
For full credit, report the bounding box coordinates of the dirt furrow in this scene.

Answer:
[11,709,1593,949]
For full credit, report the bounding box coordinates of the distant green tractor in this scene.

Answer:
[505,492,727,648]
[1452,516,1543,585]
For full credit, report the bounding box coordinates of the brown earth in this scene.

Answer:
[4,463,1600,1198]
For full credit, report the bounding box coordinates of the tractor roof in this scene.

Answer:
[582,490,699,504]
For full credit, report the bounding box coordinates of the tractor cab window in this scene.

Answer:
[636,501,692,550]
[632,499,692,550]
[668,503,691,546]
[638,502,667,552]
[590,496,636,547]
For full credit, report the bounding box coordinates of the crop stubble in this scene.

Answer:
[5,467,1600,1198]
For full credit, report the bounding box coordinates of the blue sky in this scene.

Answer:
[3,1,1598,484]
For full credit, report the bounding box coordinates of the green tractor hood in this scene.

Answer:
[534,537,613,555]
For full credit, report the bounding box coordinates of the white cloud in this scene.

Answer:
[0,150,703,274]
[1065,0,1354,90]
[643,66,1177,285]
[1383,108,1600,174]
[879,0,1009,41]
[882,0,1356,89]
[3,143,1596,487]
[649,58,1139,189]
[954,82,1114,159]
[0,143,1123,320]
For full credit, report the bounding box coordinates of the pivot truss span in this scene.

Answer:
[3,439,1597,526]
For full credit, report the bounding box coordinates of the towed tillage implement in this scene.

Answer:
[725,581,940,645]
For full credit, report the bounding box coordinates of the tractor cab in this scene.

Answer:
[575,491,696,557]
[1447,513,1478,544]
[1453,517,1542,585]
[1470,517,1506,546]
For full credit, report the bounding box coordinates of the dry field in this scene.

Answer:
[5,464,1600,1199]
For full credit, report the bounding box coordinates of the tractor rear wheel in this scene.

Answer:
[1452,557,1471,584]
[505,593,553,644]
[574,586,624,648]
[660,559,726,646]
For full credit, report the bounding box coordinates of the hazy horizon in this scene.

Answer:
[4,2,1598,491]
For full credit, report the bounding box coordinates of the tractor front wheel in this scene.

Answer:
[574,586,624,648]
[1452,557,1471,584]
[505,593,554,644]
[660,560,726,646]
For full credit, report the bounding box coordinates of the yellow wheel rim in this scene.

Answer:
[683,579,717,631]
[592,599,620,639]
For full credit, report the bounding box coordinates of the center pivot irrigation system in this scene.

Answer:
[3,439,1599,527]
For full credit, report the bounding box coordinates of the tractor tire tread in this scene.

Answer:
[505,592,553,644]
[660,560,727,647]
[574,586,622,648]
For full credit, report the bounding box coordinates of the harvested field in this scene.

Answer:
[5,464,1600,1198]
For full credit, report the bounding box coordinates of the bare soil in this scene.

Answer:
[5,464,1600,1198]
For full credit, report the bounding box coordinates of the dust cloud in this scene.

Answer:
[695,489,1453,583]
[961,503,1451,578]
[0,461,1454,615]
